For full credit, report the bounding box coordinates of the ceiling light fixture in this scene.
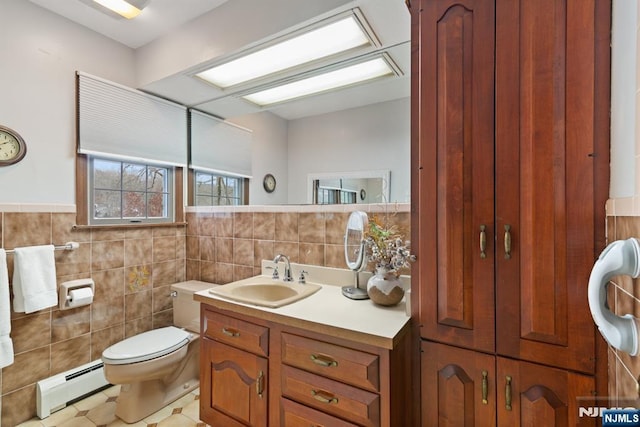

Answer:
[242,56,397,106]
[90,0,149,19]
[195,11,376,88]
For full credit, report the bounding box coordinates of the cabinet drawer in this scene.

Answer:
[281,397,360,427]
[281,332,379,392]
[203,309,268,356]
[282,366,380,427]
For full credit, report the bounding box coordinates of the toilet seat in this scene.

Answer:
[102,326,190,365]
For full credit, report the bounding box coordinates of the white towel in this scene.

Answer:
[0,249,14,368]
[12,245,58,314]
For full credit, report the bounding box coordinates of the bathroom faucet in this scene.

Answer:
[273,254,293,282]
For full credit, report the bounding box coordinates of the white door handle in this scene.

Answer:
[588,238,640,355]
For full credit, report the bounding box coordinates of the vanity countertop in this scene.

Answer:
[194,278,411,350]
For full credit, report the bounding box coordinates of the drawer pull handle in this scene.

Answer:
[222,327,240,337]
[310,353,338,367]
[311,389,339,404]
[480,225,487,259]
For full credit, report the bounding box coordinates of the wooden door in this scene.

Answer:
[200,339,268,427]
[494,0,604,374]
[411,0,496,353]
[421,341,496,426]
[496,357,595,426]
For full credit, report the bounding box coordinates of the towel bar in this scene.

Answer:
[3,242,79,254]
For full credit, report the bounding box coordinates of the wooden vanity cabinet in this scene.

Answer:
[199,304,413,427]
[200,308,269,427]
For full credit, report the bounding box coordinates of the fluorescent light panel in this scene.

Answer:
[93,0,142,19]
[196,15,371,88]
[243,57,395,106]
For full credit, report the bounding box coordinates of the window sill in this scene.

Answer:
[72,222,187,230]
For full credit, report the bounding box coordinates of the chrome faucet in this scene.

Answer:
[273,254,293,282]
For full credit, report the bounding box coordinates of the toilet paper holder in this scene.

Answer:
[59,278,95,310]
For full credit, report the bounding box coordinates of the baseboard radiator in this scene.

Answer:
[36,359,110,419]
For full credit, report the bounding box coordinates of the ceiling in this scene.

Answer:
[28,0,410,120]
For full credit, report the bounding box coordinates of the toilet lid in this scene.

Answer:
[102,326,190,365]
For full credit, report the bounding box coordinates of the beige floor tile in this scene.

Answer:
[86,400,117,425]
[71,391,110,412]
[157,413,201,427]
[40,405,78,427]
[58,415,98,427]
[180,399,201,422]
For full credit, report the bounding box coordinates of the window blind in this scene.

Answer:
[77,72,187,166]
[189,109,253,178]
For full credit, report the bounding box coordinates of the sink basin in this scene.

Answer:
[208,276,322,308]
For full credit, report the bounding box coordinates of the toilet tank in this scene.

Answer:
[171,280,216,333]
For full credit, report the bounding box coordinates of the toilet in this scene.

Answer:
[101,280,212,423]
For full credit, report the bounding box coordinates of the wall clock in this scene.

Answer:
[263,173,276,193]
[0,125,27,166]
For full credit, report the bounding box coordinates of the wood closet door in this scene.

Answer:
[412,0,496,353]
[496,357,595,427]
[494,0,598,374]
[421,341,496,427]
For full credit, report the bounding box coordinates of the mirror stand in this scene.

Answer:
[342,211,370,300]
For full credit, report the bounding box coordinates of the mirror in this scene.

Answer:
[342,211,370,300]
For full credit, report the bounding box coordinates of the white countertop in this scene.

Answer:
[193,272,411,350]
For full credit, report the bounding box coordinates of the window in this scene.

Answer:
[89,156,174,224]
[315,185,357,204]
[194,171,245,206]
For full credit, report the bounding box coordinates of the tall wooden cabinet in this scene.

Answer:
[409,0,610,425]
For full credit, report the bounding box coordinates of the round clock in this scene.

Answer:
[0,125,27,166]
[263,173,276,193]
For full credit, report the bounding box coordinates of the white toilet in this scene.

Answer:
[101,280,212,423]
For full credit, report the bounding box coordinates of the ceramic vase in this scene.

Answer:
[367,268,405,306]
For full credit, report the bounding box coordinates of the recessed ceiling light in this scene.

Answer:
[90,0,149,19]
[242,57,396,106]
[196,13,374,88]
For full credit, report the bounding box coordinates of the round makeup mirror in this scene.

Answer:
[342,211,370,300]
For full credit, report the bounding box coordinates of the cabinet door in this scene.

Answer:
[494,0,599,374]
[496,357,595,426]
[412,0,496,353]
[200,339,268,427]
[421,341,496,426]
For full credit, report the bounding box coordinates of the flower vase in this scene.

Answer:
[367,268,405,306]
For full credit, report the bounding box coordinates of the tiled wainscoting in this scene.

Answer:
[0,203,410,426]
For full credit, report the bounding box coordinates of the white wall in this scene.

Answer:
[287,98,410,204]
[0,0,135,205]
[610,0,638,199]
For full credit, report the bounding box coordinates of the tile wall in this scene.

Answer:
[184,205,411,283]
[0,211,186,426]
[606,215,640,407]
[0,203,410,426]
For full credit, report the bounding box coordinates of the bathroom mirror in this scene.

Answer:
[342,211,370,300]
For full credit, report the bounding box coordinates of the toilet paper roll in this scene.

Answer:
[67,287,94,308]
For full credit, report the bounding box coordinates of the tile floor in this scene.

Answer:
[15,385,210,427]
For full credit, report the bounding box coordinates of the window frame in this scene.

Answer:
[187,169,249,206]
[76,154,184,226]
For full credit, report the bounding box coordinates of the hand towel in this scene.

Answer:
[12,245,58,314]
[0,249,14,368]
